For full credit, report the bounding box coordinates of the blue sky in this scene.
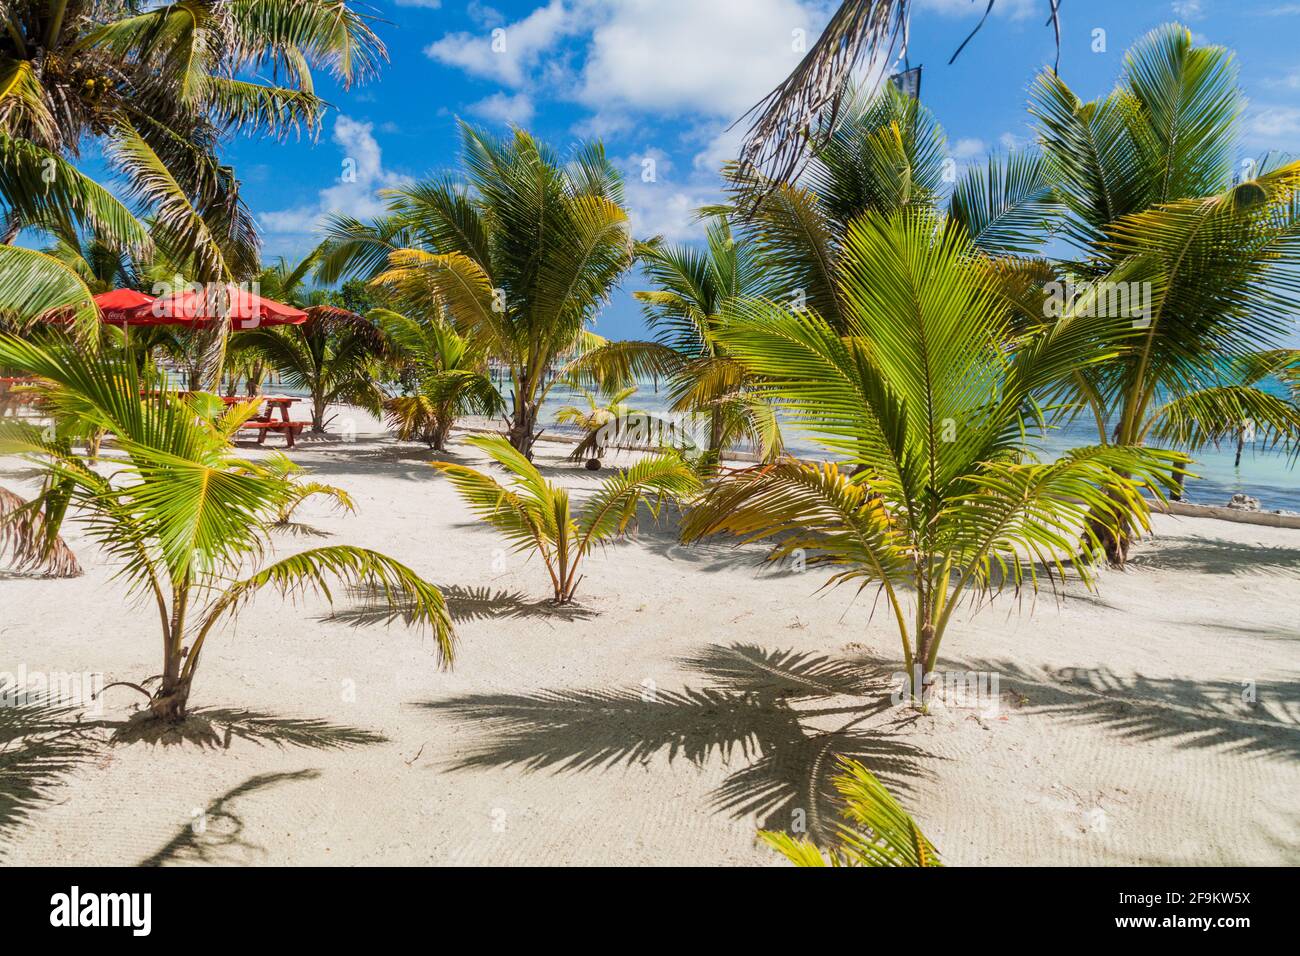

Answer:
[222,0,1300,339]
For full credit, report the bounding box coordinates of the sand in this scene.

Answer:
[1,407,1297,866]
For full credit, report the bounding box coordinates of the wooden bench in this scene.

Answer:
[239,420,307,448]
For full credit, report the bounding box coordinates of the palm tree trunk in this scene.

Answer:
[151,581,192,721]
[312,390,327,433]
[506,387,539,458]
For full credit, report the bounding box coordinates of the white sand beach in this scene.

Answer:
[2,409,1297,867]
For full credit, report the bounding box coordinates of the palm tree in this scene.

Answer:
[1149,349,1300,479]
[319,124,672,459]
[682,212,1182,697]
[0,333,453,720]
[760,756,940,867]
[239,304,386,433]
[554,382,644,469]
[1031,25,1300,559]
[635,216,783,466]
[433,435,700,605]
[374,307,502,451]
[0,0,385,329]
[723,83,1060,334]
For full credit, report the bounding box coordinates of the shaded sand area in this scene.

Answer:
[2,410,1297,866]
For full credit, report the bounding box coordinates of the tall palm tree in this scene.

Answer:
[319,124,671,459]
[374,307,501,451]
[635,216,783,466]
[0,0,385,329]
[0,333,452,720]
[1031,25,1300,559]
[682,212,1181,695]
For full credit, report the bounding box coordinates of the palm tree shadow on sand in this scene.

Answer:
[977,660,1300,760]
[1128,534,1300,577]
[0,684,95,858]
[106,708,388,751]
[0,685,385,858]
[139,769,322,866]
[326,583,596,626]
[416,644,934,840]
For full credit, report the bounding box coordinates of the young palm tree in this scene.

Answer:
[433,435,700,605]
[0,334,453,720]
[0,0,385,328]
[635,216,783,466]
[760,756,940,867]
[1032,25,1300,558]
[682,212,1182,696]
[553,382,644,469]
[239,305,386,433]
[319,124,671,458]
[373,307,502,451]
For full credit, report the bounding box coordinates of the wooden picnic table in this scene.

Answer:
[138,391,308,447]
[242,395,307,448]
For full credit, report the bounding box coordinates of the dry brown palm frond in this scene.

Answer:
[736,1,1064,189]
[0,485,81,577]
[735,0,910,190]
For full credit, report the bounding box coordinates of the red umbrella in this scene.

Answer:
[95,289,156,324]
[123,284,308,329]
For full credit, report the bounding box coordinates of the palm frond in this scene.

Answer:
[0,485,81,577]
[760,756,941,867]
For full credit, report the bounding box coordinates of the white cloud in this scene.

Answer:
[999,130,1030,152]
[469,91,536,125]
[950,137,986,160]
[571,111,636,140]
[692,123,747,175]
[609,148,705,242]
[424,0,576,88]
[1266,70,1300,91]
[260,116,409,235]
[622,180,713,243]
[1171,0,1203,19]
[577,0,830,118]
[426,0,834,130]
[466,1,506,26]
[1243,106,1300,146]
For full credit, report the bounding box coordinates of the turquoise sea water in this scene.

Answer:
[534,376,1300,513]
[254,368,1296,512]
